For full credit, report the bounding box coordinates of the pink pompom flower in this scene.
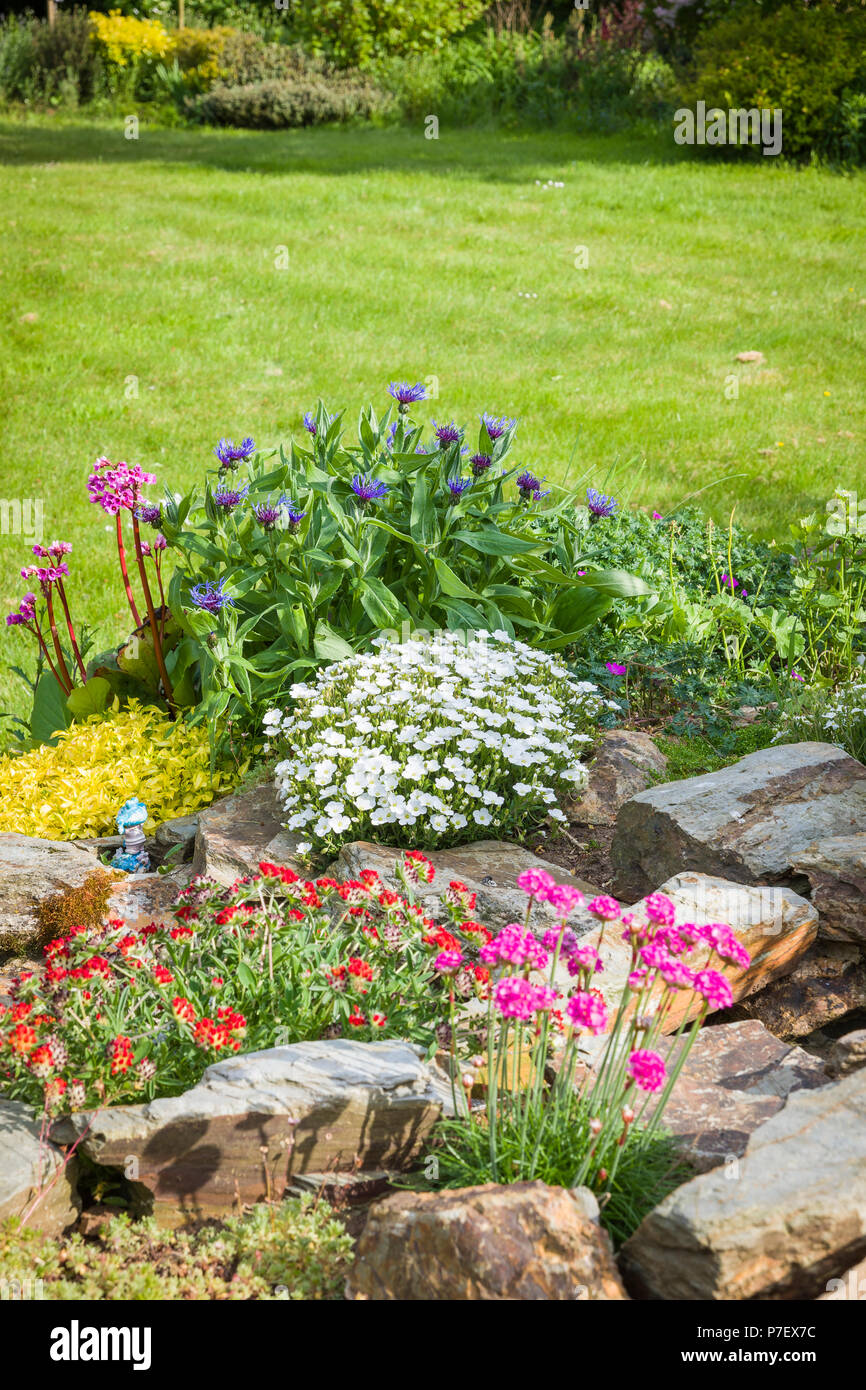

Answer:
[693,969,734,1010]
[565,990,608,1035]
[627,1048,666,1093]
[516,867,556,899]
[587,895,621,921]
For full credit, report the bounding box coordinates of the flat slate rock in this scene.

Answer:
[619,1068,866,1300]
[335,839,600,935]
[730,941,866,1040]
[0,833,101,956]
[190,781,306,887]
[52,1040,452,1223]
[346,1181,628,1301]
[0,1099,79,1235]
[791,833,866,945]
[570,729,668,827]
[611,742,866,901]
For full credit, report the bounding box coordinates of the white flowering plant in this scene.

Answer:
[266,630,615,855]
[773,677,866,764]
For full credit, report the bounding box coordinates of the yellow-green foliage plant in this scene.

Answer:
[0,702,246,840]
[88,9,170,66]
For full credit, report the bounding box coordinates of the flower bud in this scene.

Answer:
[589,1117,602,1136]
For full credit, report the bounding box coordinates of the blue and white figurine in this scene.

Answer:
[111,797,151,874]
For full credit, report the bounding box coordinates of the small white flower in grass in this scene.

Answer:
[473,808,494,825]
[513,782,533,796]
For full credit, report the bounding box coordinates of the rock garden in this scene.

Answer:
[1,386,865,1303]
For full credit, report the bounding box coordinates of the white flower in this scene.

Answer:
[473,808,493,825]
[513,782,532,796]
[548,808,567,822]
[296,841,312,855]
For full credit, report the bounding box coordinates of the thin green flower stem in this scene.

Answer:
[641,1004,709,1145]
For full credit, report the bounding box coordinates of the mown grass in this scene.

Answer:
[0,116,864,729]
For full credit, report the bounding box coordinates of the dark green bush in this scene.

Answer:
[288,0,488,69]
[0,7,104,105]
[682,2,866,161]
[194,74,386,128]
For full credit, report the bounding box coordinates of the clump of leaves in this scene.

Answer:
[0,1198,353,1300]
[35,869,114,944]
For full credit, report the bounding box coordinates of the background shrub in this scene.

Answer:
[289,0,489,69]
[193,72,386,127]
[682,2,866,160]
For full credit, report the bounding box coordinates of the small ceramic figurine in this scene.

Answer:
[111,797,150,874]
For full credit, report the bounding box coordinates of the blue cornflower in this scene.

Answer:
[470,453,492,477]
[284,501,306,530]
[213,482,250,512]
[432,419,463,448]
[350,474,388,504]
[135,502,162,528]
[480,413,516,440]
[189,578,236,613]
[252,494,296,530]
[516,469,543,499]
[446,475,473,502]
[586,487,618,519]
[385,421,398,449]
[532,487,551,502]
[388,381,427,405]
[302,412,317,436]
[213,436,255,469]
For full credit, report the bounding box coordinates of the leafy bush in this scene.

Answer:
[0,1200,353,1300]
[194,73,386,128]
[0,852,490,1110]
[88,8,170,66]
[289,0,488,69]
[0,8,105,105]
[773,678,866,764]
[682,2,866,161]
[160,391,648,741]
[0,703,244,840]
[216,31,331,85]
[268,630,613,854]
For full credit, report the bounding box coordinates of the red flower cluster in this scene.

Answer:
[403,850,435,885]
[108,1035,134,1075]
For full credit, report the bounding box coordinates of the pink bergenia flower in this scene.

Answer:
[587,895,621,921]
[88,457,157,515]
[566,990,608,1035]
[433,949,463,976]
[627,1049,666,1093]
[544,883,585,917]
[644,892,676,927]
[493,976,557,1021]
[516,867,556,898]
[693,969,734,1010]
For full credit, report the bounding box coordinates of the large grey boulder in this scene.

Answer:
[0,833,101,956]
[346,1182,628,1301]
[191,781,306,887]
[791,833,866,945]
[335,840,599,935]
[612,742,866,901]
[619,1068,866,1300]
[53,1040,452,1222]
[0,1100,80,1235]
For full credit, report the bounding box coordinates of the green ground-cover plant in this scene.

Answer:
[0,1200,353,1300]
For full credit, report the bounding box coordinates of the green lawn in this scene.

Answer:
[0,116,864,731]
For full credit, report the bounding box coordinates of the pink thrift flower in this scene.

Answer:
[587,895,621,921]
[627,969,649,992]
[627,1049,666,1093]
[693,969,734,1010]
[433,949,463,975]
[542,926,578,954]
[567,944,603,977]
[493,976,557,1021]
[644,892,676,927]
[544,883,585,917]
[566,990,608,1035]
[479,925,548,972]
[516,867,556,899]
[658,959,696,991]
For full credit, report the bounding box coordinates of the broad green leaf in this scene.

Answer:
[66,677,112,721]
[31,672,72,744]
[451,529,542,557]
